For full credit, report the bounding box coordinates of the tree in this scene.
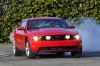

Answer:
[0,0,100,43]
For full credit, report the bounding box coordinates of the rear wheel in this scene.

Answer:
[12,43,22,56]
[26,40,36,59]
[71,48,82,58]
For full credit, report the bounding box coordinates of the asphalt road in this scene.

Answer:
[0,44,100,66]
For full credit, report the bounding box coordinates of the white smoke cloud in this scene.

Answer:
[75,17,100,51]
[10,30,15,44]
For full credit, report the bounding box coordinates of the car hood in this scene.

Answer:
[28,28,79,36]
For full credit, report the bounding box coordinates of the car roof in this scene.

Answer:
[26,17,62,20]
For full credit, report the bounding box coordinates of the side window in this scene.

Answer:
[21,20,26,29]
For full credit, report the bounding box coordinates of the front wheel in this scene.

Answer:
[71,48,82,58]
[26,40,36,59]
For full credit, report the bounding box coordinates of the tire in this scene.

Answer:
[71,48,82,58]
[12,43,22,56]
[25,40,36,59]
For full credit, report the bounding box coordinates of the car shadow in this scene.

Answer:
[36,53,72,59]
[9,51,100,59]
[35,51,100,59]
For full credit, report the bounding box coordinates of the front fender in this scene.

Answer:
[27,34,34,46]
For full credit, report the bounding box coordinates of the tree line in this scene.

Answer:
[0,0,100,43]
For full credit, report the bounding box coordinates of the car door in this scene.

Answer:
[16,20,27,50]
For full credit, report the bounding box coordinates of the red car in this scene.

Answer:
[10,17,82,59]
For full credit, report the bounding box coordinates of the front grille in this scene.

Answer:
[39,46,77,51]
[41,35,75,41]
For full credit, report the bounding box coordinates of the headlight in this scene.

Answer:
[65,35,70,39]
[46,36,51,40]
[74,35,80,40]
[33,36,41,41]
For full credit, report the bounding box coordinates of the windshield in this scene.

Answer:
[28,19,69,30]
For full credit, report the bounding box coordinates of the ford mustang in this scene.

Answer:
[10,17,82,59]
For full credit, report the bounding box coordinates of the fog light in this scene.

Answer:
[65,35,70,39]
[46,36,51,40]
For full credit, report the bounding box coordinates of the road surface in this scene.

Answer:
[0,44,100,66]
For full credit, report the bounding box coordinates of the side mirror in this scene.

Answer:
[67,22,75,29]
[70,25,75,29]
[18,26,24,30]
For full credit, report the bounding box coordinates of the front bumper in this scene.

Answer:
[30,40,82,53]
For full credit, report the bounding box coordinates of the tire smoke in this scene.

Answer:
[10,30,15,44]
[75,17,100,51]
